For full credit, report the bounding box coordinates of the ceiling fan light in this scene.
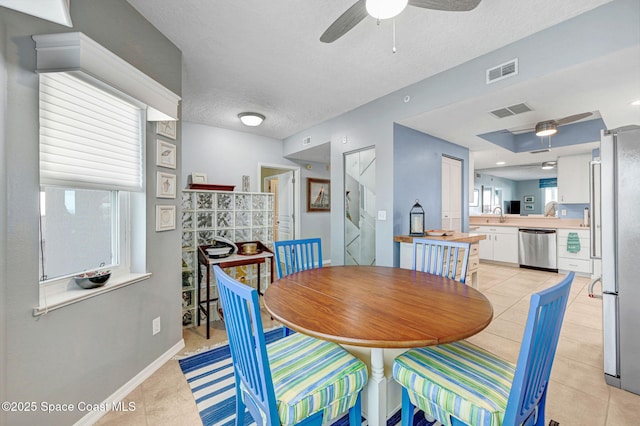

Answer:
[238,112,265,127]
[365,0,408,20]
[535,121,558,137]
[541,161,556,170]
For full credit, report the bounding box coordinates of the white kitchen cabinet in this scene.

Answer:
[442,156,462,231]
[557,228,592,274]
[477,226,519,264]
[558,154,591,204]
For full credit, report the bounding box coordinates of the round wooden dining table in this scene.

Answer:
[263,265,493,426]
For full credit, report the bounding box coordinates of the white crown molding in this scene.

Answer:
[32,32,181,121]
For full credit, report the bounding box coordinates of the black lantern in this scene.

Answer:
[409,199,425,236]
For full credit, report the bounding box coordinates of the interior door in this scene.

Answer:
[442,156,462,231]
[277,171,294,241]
[344,147,376,265]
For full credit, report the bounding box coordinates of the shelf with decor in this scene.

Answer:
[180,189,275,328]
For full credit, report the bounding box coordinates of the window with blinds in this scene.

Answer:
[39,72,143,191]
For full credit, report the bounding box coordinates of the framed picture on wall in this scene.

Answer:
[156,139,177,169]
[157,171,177,198]
[307,178,330,212]
[156,120,177,140]
[155,205,176,231]
[524,203,535,211]
[523,195,535,203]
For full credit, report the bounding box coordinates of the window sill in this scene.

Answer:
[34,272,152,317]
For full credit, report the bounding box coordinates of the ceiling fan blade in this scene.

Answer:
[320,0,368,43]
[408,0,481,12]
[555,112,593,125]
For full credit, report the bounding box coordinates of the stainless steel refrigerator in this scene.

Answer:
[593,127,640,394]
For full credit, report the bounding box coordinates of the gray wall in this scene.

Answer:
[0,1,182,424]
[281,0,639,267]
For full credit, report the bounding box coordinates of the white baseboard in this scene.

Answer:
[74,339,185,426]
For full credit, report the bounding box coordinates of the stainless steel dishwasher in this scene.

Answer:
[518,228,558,271]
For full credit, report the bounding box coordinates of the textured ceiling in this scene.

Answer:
[127,0,616,142]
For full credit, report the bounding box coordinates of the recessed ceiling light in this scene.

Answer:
[631,100,640,106]
[496,161,506,165]
[238,112,265,127]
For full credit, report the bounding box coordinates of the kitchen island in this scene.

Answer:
[394,232,486,288]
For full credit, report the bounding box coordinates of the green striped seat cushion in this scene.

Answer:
[393,341,515,426]
[251,332,368,425]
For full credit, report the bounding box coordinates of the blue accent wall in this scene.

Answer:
[393,124,469,239]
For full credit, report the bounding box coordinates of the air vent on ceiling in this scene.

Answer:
[302,136,311,146]
[489,103,532,119]
[486,58,518,84]
[530,149,551,154]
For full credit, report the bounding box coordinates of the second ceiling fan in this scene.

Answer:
[320,0,482,43]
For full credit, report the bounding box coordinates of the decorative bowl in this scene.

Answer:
[74,269,111,289]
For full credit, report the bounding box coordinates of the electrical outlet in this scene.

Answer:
[152,317,161,335]
[561,209,567,216]
[377,210,387,220]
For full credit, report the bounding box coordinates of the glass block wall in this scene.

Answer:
[181,190,275,327]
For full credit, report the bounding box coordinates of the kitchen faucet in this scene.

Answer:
[493,206,506,223]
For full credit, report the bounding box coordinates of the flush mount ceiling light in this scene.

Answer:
[238,112,265,127]
[541,161,557,170]
[365,0,408,19]
[535,121,558,137]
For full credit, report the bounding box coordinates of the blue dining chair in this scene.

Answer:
[213,265,367,426]
[412,238,471,284]
[273,237,323,279]
[393,272,575,426]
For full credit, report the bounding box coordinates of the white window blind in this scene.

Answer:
[39,72,143,191]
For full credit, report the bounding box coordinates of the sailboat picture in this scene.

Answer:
[307,178,330,212]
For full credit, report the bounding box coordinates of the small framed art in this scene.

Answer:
[523,195,535,203]
[156,139,176,169]
[524,204,535,211]
[156,120,177,140]
[191,172,207,184]
[157,171,177,198]
[307,178,330,212]
[156,205,176,231]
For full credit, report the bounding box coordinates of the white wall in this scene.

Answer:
[182,122,298,192]
[182,122,332,260]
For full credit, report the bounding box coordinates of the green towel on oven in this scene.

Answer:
[567,232,581,253]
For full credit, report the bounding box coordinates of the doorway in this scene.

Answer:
[259,164,301,241]
[344,147,376,265]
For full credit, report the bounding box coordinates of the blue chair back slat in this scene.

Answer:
[503,271,575,425]
[214,265,280,425]
[274,238,322,279]
[412,238,471,284]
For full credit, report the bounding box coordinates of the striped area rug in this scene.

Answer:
[178,327,438,426]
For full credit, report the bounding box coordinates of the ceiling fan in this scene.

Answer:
[510,112,593,137]
[320,0,482,43]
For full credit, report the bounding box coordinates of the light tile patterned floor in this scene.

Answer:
[96,263,640,425]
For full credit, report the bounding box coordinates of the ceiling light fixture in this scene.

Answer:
[535,121,558,137]
[365,0,408,19]
[238,112,265,127]
[541,161,557,170]
[496,161,506,165]
[631,100,640,106]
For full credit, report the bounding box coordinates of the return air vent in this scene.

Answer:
[530,149,551,154]
[302,136,311,146]
[489,103,532,119]
[486,58,518,84]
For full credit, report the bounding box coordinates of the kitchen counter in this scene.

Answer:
[393,232,486,244]
[470,215,589,230]
[394,232,486,288]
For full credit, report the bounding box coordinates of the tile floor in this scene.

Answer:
[96,263,640,425]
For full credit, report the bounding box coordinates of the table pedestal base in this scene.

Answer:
[341,346,405,426]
